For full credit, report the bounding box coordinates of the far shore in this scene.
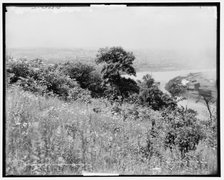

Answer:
[123,68,216,120]
[124,68,216,92]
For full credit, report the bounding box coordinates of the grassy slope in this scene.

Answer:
[6,87,217,175]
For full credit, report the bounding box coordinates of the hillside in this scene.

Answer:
[5,48,218,175]
[6,86,217,175]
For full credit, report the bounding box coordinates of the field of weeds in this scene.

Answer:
[5,86,217,175]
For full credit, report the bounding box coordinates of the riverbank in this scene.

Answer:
[123,68,216,120]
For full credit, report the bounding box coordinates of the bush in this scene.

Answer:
[6,58,90,101]
[6,83,217,175]
[6,58,31,84]
[67,86,92,104]
[60,62,95,87]
[138,74,177,111]
[60,62,104,97]
[86,70,105,98]
[165,76,186,97]
[161,107,205,158]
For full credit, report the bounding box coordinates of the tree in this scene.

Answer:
[165,76,186,97]
[195,83,214,122]
[95,47,139,100]
[60,62,104,97]
[138,74,177,111]
[162,107,205,158]
[60,62,95,88]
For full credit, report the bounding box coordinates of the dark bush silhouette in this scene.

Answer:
[95,47,139,100]
[60,62,104,98]
[138,74,177,111]
[162,107,205,158]
[60,62,95,88]
[7,58,32,84]
[165,76,187,97]
[6,58,91,101]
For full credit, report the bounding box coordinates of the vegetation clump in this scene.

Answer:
[5,47,217,175]
[96,47,139,101]
[165,76,187,97]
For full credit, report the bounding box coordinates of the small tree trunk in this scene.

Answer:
[203,96,212,122]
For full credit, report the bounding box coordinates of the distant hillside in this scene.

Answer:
[6,48,98,65]
[6,48,216,72]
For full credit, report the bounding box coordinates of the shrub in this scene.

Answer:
[40,69,78,100]
[60,62,104,98]
[6,85,217,175]
[6,58,31,84]
[60,62,95,87]
[6,57,91,101]
[67,86,92,104]
[165,76,186,97]
[161,107,205,158]
[138,74,177,111]
[86,70,105,98]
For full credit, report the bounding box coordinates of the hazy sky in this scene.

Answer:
[6,6,217,50]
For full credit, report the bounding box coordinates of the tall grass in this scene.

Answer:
[6,86,217,175]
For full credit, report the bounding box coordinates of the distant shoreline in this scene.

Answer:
[134,68,216,120]
[125,68,216,81]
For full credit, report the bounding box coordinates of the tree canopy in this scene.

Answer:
[95,47,139,99]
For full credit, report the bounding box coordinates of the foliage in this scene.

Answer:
[5,48,218,175]
[161,107,205,158]
[96,47,136,77]
[165,76,186,97]
[60,62,93,87]
[138,74,177,111]
[59,61,105,98]
[6,87,217,175]
[96,47,139,99]
[6,58,92,102]
[7,58,33,84]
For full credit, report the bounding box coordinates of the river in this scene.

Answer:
[123,68,216,120]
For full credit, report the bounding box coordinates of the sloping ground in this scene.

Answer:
[5,87,160,175]
[178,98,216,120]
[124,69,217,120]
[5,87,217,175]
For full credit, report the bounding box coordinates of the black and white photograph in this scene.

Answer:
[3,3,220,176]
